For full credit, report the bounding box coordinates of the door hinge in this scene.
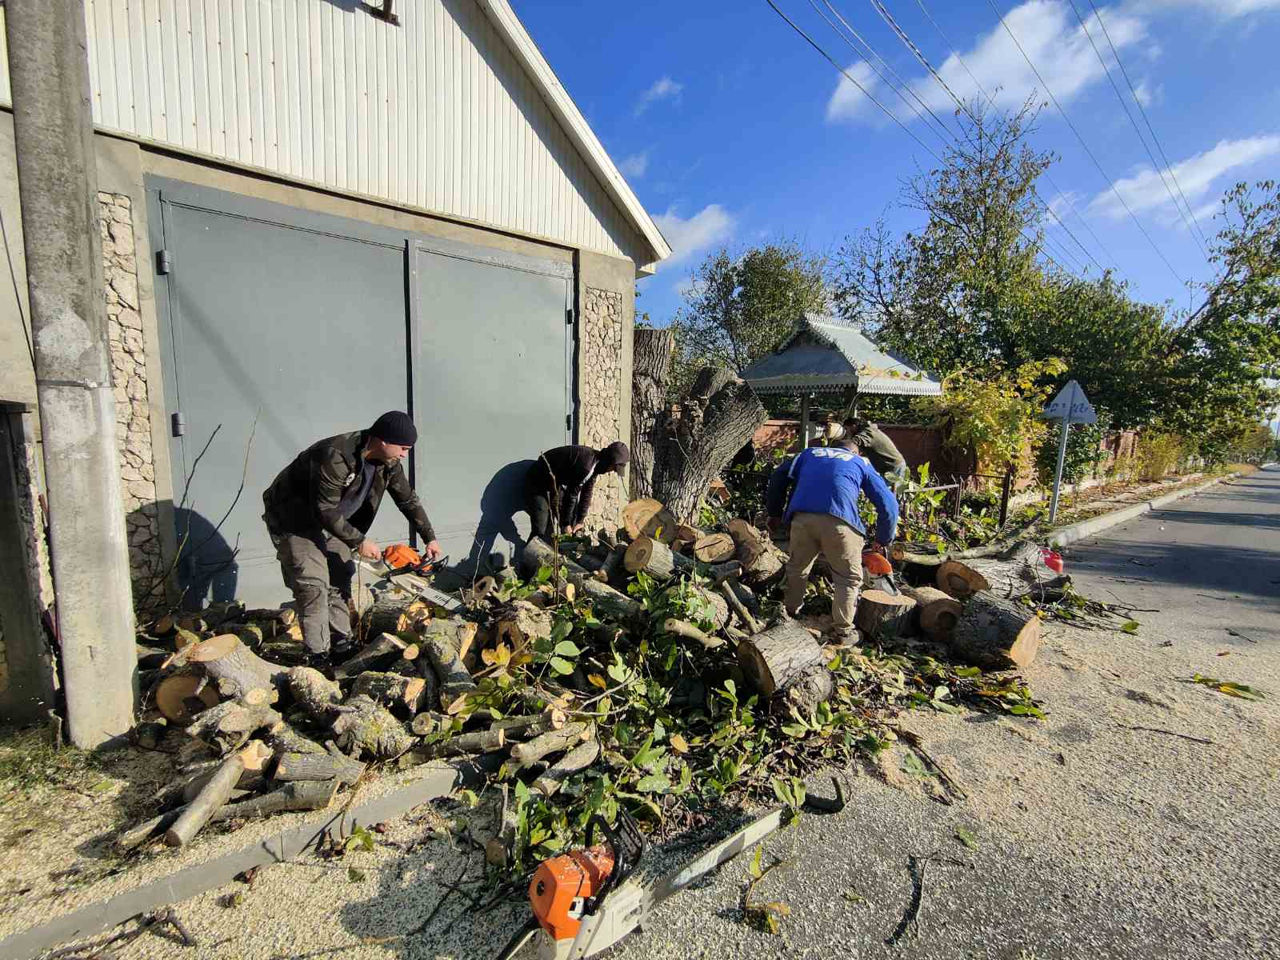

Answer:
[565,414,572,432]
[156,249,173,275]
[170,411,185,437]
[565,307,574,326]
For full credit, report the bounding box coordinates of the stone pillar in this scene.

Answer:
[578,286,626,530]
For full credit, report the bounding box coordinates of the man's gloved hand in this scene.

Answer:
[423,539,443,561]
[357,538,381,561]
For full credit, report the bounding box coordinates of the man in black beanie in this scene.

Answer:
[525,441,629,540]
[263,411,440,665]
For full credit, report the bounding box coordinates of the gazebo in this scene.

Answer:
[740,314,942,445]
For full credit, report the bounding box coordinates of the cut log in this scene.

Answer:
[620,498,678,544]
[510,721,593,767]
[165,741,261,846]
[935,542,1045,600]
[630,328,675,501]
[487,711,567,740]
[286,666,343,720]
[521,538,642,620]
[595,543,628,584]
[900,586,964,642]
[333,632,411,680]
[486,782,517,867]
[853,590,918,641]
[693,533,737,563]
[331,694,414,760]
[275,749,366,785]
[420,618,479,712]
[243,606,298,626]
[185,634,287,701]
[425,727,506,758]
[736,619,825,698]
[352,671,427,714]
[948,591,1041,670]
[173,627,201,652]
[782,663,834,714]
[677,584,730,631]
[137,644,171,671]
[624,536,690,579]
[154,673,220,724]
[495,601,554,650]
[726,519,786,587]
[674,523,704,546]
[210,780,339,822]
[720,581,762,635]
[409,712,449,736]
[116,807,187,855]
[363,595,430,636]
[202,600,245,628]
[187,697,282,755]
[661,618,725,650]
[263,723,328,757]
[534,739,601,797]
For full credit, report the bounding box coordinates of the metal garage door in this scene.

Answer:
[411,238,572,565]
[150,183,411,607]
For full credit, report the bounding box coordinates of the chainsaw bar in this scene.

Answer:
[354,557,464,614]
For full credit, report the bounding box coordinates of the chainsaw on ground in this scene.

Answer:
[497,780,845,960]
[354,543,463,614]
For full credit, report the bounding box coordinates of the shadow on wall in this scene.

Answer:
[462,459,535,572]
[171,507,239,611]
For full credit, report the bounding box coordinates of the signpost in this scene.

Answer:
[1043,380,1097,523]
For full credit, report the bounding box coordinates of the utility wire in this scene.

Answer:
[865,0,1111,275]
[0,207,35,374]
[764,0,1072,276]
[1086,0,1212,249]
[1065,0,1209,257]
[982,0,1187,287]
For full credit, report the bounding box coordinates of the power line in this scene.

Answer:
[1086,0,1212,249]
[1065,0,1210,257]
[763,0,1072,276]
[982,0,1187,287]
[866,0,1112,276]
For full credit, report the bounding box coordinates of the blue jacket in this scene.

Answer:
[766,447,899,545]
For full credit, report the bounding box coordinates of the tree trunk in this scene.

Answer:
[275,749,366,785]
[510,721,593,767]
[165,741,261,846]
[186,697,282,755]
[185,634,287,701]
[693,533,737,563]
[534,740,600,797]
[352,671,428,715]
[331,694,415,759]
[333,632,415,680]
[154,673,220,724]
[420,618,478,712]
[949,592,1042,670]
[935,542,1045,599]
[900,586,963,642]
[521,538,642,620]
[854,590,918,641]
[630,328,675,500]
[210,780,338,822]
[726,519,786,586]
[735,619,825,697]
[651,365,766,522]
[363,595,430,636]
[620,498,678,543]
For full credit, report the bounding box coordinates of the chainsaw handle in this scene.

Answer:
[584,812,644,913]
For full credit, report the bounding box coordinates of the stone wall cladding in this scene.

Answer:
[580,287,625,530]
[100,192,163,601]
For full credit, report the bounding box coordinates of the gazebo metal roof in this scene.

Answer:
[740,314,942,397]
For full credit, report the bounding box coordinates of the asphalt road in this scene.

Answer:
[94,469,1280,960]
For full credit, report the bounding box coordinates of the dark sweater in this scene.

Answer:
[525,445,605,525]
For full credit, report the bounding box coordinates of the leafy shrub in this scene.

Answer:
[1134,431,1184,480]
[1035,416,1109,487]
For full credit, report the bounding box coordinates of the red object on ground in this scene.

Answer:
[1041,548,1064,574]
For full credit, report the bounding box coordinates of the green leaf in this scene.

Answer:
[1121,620,1140,634]
[748,845,764,880]
[900,751,930,778]
[548,656,575,676]
[454,788,479,808]
[553,640,581,658]
[635,773,672,793]
[954,827,979,850]
[953,666,982,678]
[842,889,867,904]
[551,619,573,642]
[347,866,366,883]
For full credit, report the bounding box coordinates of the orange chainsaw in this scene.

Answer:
[352,543,463,614]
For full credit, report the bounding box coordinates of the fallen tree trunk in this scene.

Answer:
[948,591,1042,670]
[935,542,1045,600]
[534,740,600,797]
[900,585,963,642]
[165,741,262,846]
[727,519,786,587]
[853,590,918,641]
[521,538,642,620]
[331,694,414,760]
[333,633,417,680]
[210,780,338,822]
[736,619,825,698]
[630,328,675,501]
[651,365,766,523]
[184,634,287,701]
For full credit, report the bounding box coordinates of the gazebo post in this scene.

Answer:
[799,393,810,450]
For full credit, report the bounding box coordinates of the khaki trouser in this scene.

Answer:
[268,529,354,655]
[784,512,865,629]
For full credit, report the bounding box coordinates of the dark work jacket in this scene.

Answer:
[262,430,436,548]
[524,445,603,526]
[851,423,908,479]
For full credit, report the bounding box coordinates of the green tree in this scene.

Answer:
[670,241,828,394]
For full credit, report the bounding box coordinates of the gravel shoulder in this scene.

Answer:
[32,469,1280,960]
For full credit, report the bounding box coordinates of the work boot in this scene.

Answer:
[330,634,358,663]
[827,626,860,648]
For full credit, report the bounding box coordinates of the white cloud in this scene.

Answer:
[1132,78,1158,106]
[652,205,735,269]
[1132,0,1280,17]
[618,152,649,179]
[825,61,883,123]
[825,1,1149,126]
[1043,189,1084,227]
[1087,134,1280,220]
[635,76,683,116]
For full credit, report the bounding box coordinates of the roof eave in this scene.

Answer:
[477,0,672,268]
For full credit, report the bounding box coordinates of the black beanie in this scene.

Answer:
[370,411,417,446]
[603,441,630,466]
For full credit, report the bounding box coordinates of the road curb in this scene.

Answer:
[1047,475,1229,548]
[1,755,500,960]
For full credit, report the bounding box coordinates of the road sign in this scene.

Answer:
[1043,380,1097,424]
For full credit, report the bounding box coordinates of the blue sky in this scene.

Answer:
[511,0,1280,327]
